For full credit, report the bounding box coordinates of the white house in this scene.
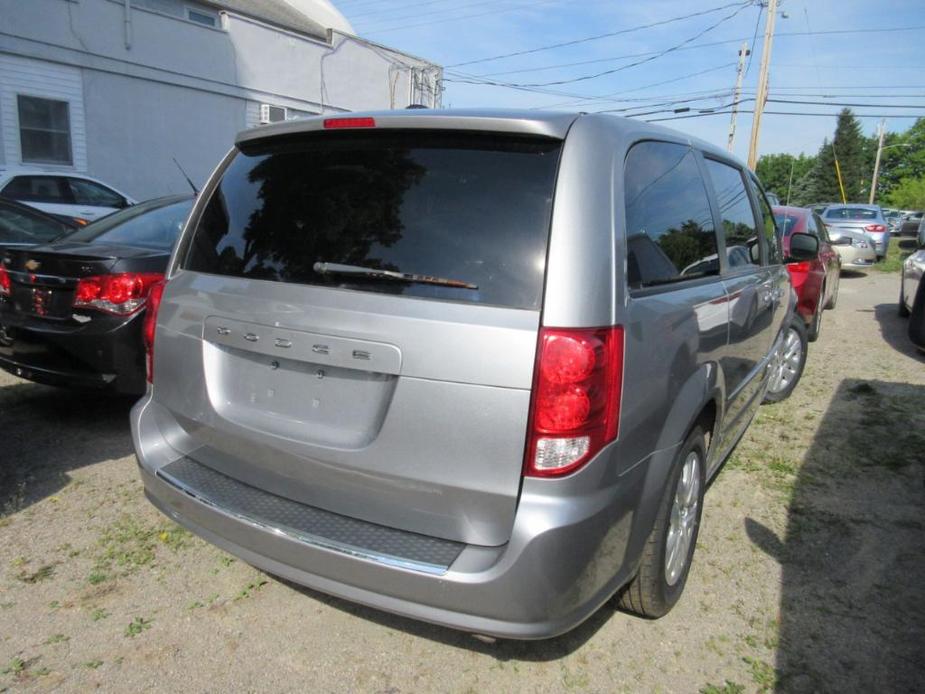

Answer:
[0,0,443,199]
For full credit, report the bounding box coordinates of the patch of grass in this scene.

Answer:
[87,571,108,585]
[235,579,268,601]
[124,616,153,638]
[700,682,745,694]
[870,237,911,273]
[743,656,776,691]
[83,659,103,670]
[92,516,190,580]
[43,634,68,645]
[17,564,55,584]
[91,608,110,621]
[1,658,25,675]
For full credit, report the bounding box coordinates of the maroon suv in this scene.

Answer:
[773,206,841,341]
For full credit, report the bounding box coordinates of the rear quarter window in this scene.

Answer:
[182,131,562,310]
[623,141,719,289]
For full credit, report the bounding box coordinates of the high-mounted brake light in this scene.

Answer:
[0,264,10,297]
[864,224,886,232]
[73,272,164,315]
[142,280,166,384]
[524,326,624,478]
[323,117,376,130]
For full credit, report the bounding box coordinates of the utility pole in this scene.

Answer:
[726,42,750,152]
[869,119,886,204]
[747,0,779,170]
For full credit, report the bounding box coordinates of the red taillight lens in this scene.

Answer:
[73,272,164,315]
[323,117,376,129]
[864,224,886,232]
[0,265,10,297]
[142,280,166,384]
[524,326,624,478]
[788,261,812,273]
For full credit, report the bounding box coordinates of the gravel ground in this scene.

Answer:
[1,270,923,693]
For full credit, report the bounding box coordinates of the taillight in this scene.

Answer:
[73,272,164,315]
[864,224,886,232]
[0,265,10,297]
[524,326,624,477]
[788,261,812,273]
[142,280,166,384]
[323,117,376,129]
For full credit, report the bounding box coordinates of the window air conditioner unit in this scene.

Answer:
[259,104,287,124]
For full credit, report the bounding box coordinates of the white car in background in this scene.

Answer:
[0,167,135,224]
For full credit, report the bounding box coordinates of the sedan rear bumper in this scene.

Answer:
[133,395,665,639]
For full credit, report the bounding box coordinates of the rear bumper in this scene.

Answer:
[0,314,146,394]
[132,395,666,639]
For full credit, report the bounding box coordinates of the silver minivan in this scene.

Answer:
[132,110,811,639]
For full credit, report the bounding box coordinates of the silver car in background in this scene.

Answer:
[820,204,891,259]
[827,228,877,270]
[131,110,810,638]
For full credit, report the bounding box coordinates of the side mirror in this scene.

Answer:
[786,232,819,262]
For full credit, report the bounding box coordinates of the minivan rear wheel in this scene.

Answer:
[617,426,706,619]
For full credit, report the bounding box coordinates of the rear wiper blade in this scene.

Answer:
[313,262,478,290]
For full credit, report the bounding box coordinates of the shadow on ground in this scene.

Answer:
[0,380,136,514]
[278,575,618,660]
[746,378,925,691]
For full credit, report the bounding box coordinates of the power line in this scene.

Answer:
[456,24,925,81]
[743,3,762,77]
[769,98,925,108]
[646,110,925,123]
[446,1,752,68]
[447,3,754,88]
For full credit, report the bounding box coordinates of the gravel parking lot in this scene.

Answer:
[1,270,923,693]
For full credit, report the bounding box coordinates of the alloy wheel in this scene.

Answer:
[665,451,701,586]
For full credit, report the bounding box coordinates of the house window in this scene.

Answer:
[186,7,218,27]
[17,95,72,165]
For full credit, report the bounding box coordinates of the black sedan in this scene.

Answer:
[0,195,193,395]
[0,196,77,248]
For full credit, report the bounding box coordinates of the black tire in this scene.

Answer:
[825,274,839,310]
[763,316,808,404]
[618,426,706,619]
[898,276,911,317]
[807,296,823,343]
[909,279,925,349]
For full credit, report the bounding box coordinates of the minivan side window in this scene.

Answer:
[747,175,782,265]
[703,159,761,270]
[624,141,718,289]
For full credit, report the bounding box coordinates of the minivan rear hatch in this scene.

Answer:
[154,127,564,546]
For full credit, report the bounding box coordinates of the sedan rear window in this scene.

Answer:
[824,207,880,220]
[773,214,801,235]
[182,131,562,310]
[65,197,193,251]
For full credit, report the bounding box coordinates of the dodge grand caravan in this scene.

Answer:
[131,110,812,639]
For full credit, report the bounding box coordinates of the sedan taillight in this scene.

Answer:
[524,326,624,477]
[73,272,164,315]
[864,224,886,232]
[0,265,10,297]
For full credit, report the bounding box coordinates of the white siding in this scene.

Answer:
[0,54,87,171]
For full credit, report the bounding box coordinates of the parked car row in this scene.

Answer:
[0,110,881,640]
[899,219,925,352]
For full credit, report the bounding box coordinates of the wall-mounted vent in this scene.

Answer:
[259,104,287,124]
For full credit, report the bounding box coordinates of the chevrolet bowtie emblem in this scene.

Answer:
[24,259,41,272]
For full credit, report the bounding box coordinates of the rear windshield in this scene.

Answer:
[773,214,800,235]
[66,197,193,251]
[824,207,881,220]
[182,131,562,310]
[0,203,71,244]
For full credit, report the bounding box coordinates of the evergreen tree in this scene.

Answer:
[831,108,867,201]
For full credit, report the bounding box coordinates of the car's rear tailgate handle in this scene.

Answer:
[202,316,402,375]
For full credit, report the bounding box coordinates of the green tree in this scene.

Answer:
[877,118,925,199]
[756,153,816,203]
[884,177,925,209]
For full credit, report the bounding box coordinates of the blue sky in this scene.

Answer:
[333,0,925,160]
